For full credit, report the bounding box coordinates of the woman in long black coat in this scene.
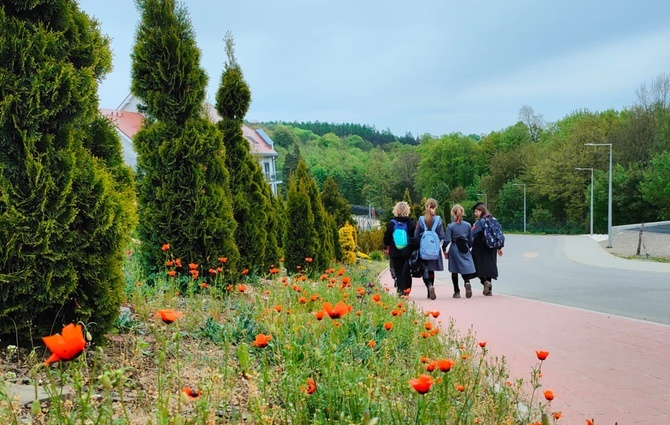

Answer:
[471,202,503,296]
[383,201,416,295]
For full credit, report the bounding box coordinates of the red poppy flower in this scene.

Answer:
[314,310,325,320]
[420,356,429,363]
[274,305,282,313]
[237,284,247,293]
[182,387,201,401]
[430,310,441,318]
[42,323,87,365]
[455,384,465,392]
[408,374,434,394]
[553,412,562,420]
[302,377,317,394]
[544,390,555,401]
[161,244,170,251]
[342,276,351,285]
[322,301,350,319]
[586,420,594,425]
[437,358,455,372]
[426,361,437,372]
[536,350,549,361]
[155,309,183,324]
[384,322,393,330]
[251,333,272,348]
[479,341,487,348]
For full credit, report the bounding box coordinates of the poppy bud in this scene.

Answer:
[86,331,92,342]
[99,374,112,389]
[31,399,41,416]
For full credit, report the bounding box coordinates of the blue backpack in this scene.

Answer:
[483,217,505,249]
[390,219,409,250]
[418,216,442,260]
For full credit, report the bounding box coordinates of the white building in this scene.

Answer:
[101,94,282,195]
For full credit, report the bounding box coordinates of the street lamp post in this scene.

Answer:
[585,143,613,248]
[575,167,594,235]
[512,183,526,233]
[476,193,488,206]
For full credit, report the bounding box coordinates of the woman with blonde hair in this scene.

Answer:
[445,204,477,298]
[383,201,416,295]
[414,198,447,300]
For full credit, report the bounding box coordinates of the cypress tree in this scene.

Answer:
[283,171,317,274]
[283,144,302,184]
[215,33,270,273]
[321,176,354,228]
[0,1,136,342]
[262,183,284,269]
[131,0,239,276]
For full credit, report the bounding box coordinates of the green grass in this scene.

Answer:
[0,254,561,424]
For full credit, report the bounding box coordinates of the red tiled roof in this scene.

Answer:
[100,106,276,156]
[100,108,143,140]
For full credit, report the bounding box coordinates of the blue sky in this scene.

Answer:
[79,0,670,137]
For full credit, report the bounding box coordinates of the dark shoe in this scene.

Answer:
[483,281,492,296]
[465,283,472,299]
[428,285,436,300]
[452,291,461,298]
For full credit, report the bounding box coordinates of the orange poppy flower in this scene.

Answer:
[314,310,325,320]
[336,267,345,276]
[357,287,365,296]
[553,412,562,420]
[302,377,317,394]
[384,322,393,331]
[544,390,554,401]
[274,305,282,313]
[322,301,350,319]
[305,257,313,263]
[342,276,351,285]
[166,260,174,267]
[420,356,429,363]
[281,277,288,283]
[167,270,177,277]
[237,284,247,293]
[161,244,170,251]
[408,374,434,394]
[536,350,549,361]
[269,267,280,274]
[208,268,217,275]
[368,340,376,348]
[479,341,487,348]
[403,288,411,295]
[182,387,201,401]
[426,361,437,372]
[424,322,433,330]
[155,309,183,324]
[251,333,272,348]
[298,296,308,304]
[586,420,594,425]
[241,269,249,275]
[420,332,430,338]
[174,258,182,267]
[218,257,227,263]
[437,358,455,372]
[42,323,87,365]
[455,384,465,392]
[372,294,381,301]
[200,282,208,289]
[188,263,198,270]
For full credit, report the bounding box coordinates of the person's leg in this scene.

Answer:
[482,277,492,296]
[464,272,476,298]
[391,257,405,294]
[425,271,436,300]
[451,273,460,298]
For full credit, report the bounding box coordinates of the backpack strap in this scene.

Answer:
[430,216,440,232]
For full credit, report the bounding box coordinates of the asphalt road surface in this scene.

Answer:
[487,234,670,325]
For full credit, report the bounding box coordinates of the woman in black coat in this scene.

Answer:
[383,201,416,295]
[471,202,503,296]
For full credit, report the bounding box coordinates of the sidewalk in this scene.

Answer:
[378,269,670,425]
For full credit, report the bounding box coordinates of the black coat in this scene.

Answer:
[471,216,499,279]
[383,216,416,258]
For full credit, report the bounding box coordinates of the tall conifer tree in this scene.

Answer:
[215,33,271,273]
[131,0,239,275]
[0,1,136,341]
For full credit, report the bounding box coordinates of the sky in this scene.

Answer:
[79,0,670,137]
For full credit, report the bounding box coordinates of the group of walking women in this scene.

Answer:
[383,198,503,300]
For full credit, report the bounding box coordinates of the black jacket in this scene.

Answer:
[384,216,416,258]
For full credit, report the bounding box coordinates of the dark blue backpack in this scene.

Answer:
[483,217,505,249]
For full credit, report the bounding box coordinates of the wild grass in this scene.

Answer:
[0,251,562,424]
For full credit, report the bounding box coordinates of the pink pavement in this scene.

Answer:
[379,269,670,425]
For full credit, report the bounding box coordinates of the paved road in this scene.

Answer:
[436,234,670,325]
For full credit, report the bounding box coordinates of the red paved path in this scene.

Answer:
[379,270,670,425]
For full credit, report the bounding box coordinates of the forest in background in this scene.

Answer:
[252,75,670,234]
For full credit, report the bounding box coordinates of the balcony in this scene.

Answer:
[263,171,283,183]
